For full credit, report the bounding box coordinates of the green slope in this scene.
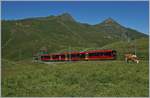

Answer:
[2,13,148,61]
[101,37,149,60]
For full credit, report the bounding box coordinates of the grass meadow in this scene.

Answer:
[2,59,149,97]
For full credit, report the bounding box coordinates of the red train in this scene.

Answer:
[39,49,117,61]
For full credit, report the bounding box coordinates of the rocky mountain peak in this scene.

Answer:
[102,17,118,24]
[98,17,123,29]
[57,12,75,22]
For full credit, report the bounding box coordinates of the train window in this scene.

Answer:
[77,54,80,57]
[89,53,94,56]
[80,54,85,58]
[103,52,107,56]
[46,56,50,59]
[98,52,104,56]
[103,52,112,56]
[41,56,44,59]
[71,54,80,58]
[52,55,59,59]
[89,52,112,56]
[109,52,112,56]
[89,53,99,56]
[71,54,75,57]
[60,55,65,58]
[95,53,99,56]
[41,56,50,59]
[67,54,70,58]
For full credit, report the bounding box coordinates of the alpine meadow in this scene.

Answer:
[1,1,149,97]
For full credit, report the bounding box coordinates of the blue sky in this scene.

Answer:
[1,1,149,34]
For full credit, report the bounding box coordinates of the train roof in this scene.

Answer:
[40,49,115,56]
[85,49,113,53]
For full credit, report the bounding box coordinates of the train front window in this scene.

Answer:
[112,50,116,56]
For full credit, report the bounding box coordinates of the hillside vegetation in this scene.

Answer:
[2,13,148,61]
[101,37,149,60]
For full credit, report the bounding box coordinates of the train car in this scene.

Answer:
[40,54,51,61]
[51,53,66,61]
[39,49,117,62]
[68,52,82,61]
[87,50,116,60]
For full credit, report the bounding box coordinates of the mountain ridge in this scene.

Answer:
[2,12,148,35]
[2,12,148,61]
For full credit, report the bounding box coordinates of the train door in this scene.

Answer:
[85,53,88,60]
[80,53,85,60]
[65,54,68,61]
